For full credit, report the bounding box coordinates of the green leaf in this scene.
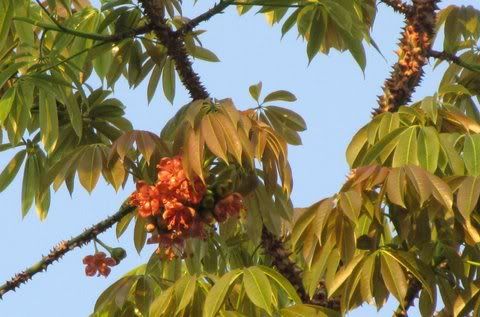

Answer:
[457,176,480,219]
[404,165,431,207]
[386,167,406,208]
[62,92,83,138]
[338,190,362,222]
[0,0,13,51]
[263,90,297,103]
[191,46,220,62]
[264,106,307,131]
[257,265,302,304]
[439,134,464,175]
[0,62,28,89]
[147,64,162,104]
[381,249,435,303]
[380,252,408,305]
[203,270,243,317]
[346,126,367,167]
[0,149,26,192]
[78,146,103,193]
[421,96,437,123]
[242,267,273,314]
[150,286,175,316]
[361,127,407,166]
[417,126,439,173]
[39,88,59,153]
[464,134,480,176]
[306,8,326,62]
[133,217,147,254]
[116,212,134,238]
[329,254,365,296]
[0,87,15,124]
[162,57,176,104]
[175,275,197,314]
[392,126,418,167]
[249,82,262,101]
[427,173,453,209]
[201,114,228,163]
[22,154,38,217]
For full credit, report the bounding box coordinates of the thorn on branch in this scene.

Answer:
[379,0,413,15]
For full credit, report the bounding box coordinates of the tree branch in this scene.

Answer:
[379,0,413,15]
[138,0,210,100]
[0,203,135,299]
[372,0,439,115]
[260,227,340,309]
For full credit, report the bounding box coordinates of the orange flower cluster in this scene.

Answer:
[130,156,207,259]
[131,156,246,260]
[83,252,116,277]
[131,156,206,233]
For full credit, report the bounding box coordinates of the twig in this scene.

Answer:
[0,203,135,299]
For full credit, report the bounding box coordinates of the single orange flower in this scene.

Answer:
[214,193,244,222]
[82,252,116,277]
[163,201,196,233]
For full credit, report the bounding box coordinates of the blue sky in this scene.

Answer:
[0,0,476,316]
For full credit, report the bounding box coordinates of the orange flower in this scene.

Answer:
[163,200,196,233]
[82,252,116,277]
[148,233,185,260]
[130,181,161,218]
[155,155,206,206]
[214,193,244,222]
[157,156,186,190]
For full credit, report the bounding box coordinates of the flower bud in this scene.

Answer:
[110,247,127,263]
[145,223,156,232]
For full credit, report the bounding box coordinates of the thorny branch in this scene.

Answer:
[0,203,135,299]
[138,0,210,100]
[373,0,440,115]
